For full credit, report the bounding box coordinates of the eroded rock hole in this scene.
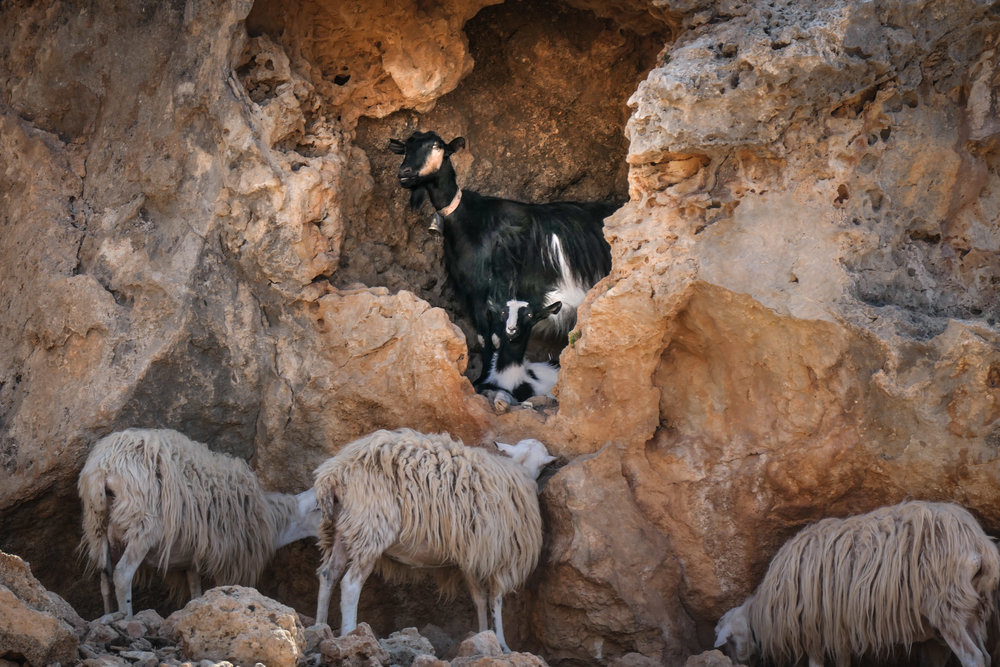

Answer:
[835,184,850,204]
[245,0,665,385]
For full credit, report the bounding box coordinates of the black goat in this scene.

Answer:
[388,131,616,383]
[478,299,562,406]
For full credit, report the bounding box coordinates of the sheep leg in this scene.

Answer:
[315,534,347,627]
[938,624,987,667]
[99,539,114,615]
[186,569,202,600]
[462,572,488,632]
[113,540,148,617]
[339,559,375,636]
[491,592,510,653]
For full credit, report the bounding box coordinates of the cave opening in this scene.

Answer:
[244,0,669,384]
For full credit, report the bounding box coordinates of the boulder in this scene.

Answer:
[162,586,304,667]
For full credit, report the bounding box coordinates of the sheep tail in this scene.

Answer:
[78,458,113,577]
[314,473,339,519]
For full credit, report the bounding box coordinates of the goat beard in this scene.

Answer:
[408,187,428,211]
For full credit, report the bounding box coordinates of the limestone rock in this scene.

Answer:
[2,0,1000,664]
[0,551,80,666]
[162,586,304,667]
[445,631,549,666]
[682,650,735,667]
[253,285,493,490]
[413,656,450,667]
[455,631,504,658]
[379,627,437,666]
[419,624,459,660]
[303,622,335,654]
[318,622,390,666]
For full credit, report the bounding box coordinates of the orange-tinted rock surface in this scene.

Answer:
[1,0,998,664]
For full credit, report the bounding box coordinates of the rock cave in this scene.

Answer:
[1,0,1000,665]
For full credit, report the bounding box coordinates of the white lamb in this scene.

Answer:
[714,500,1000,667]
[78,427,321,617]
[494,437,556,480]
[313,428,549,652]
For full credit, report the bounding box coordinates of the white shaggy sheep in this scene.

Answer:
[313,428,546,652]
[714,500,1000,667]
[78,427,321,617]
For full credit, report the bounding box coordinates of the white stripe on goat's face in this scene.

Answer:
[418,145,445,176]
[505,300,529,337]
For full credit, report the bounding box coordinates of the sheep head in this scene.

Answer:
[714,603,755,664]
[496,439,556,479]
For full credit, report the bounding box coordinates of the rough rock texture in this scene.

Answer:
[163,586,304,667]
[547,0,1000,660]
[0,551,81,666]
[1,0,1000,665]
[380,627,437,666]
[318,622,391,666]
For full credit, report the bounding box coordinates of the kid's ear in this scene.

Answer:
[446,137,466,154]
[388,138,406,154]
[542,301,563,318]
[409,187,428,211]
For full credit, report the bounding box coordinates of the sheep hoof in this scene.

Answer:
[94,611,124,624]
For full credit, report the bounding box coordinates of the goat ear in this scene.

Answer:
[409,187,427,210]
[447,137,466,155]
[486,296,503,316]
[388,138,406,154]
[542,301,562,318]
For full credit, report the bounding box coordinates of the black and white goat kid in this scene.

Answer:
[388,131,616,383]
[478,299,562,408]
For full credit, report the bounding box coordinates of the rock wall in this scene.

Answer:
[1,0,999,665]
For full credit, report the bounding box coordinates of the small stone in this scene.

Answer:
[128,636,153,651]
[456,631,503,658]
[133,609,165,636]
[319,622,389,665]
[80,656,130,667]
[418,625,456,660]
[84,622,120,646]
[412,656,448,667]
[304,623,334,653]
[379,627,436,666]
[609,652,664,667]
[683,649,735,667]
[118,649,158,667]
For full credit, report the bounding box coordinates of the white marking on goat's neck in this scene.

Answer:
[438,188,462,216]
[491,360,529,388]
[539,235,587,336]
[418,146,445,176]
[505,299,528,336]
